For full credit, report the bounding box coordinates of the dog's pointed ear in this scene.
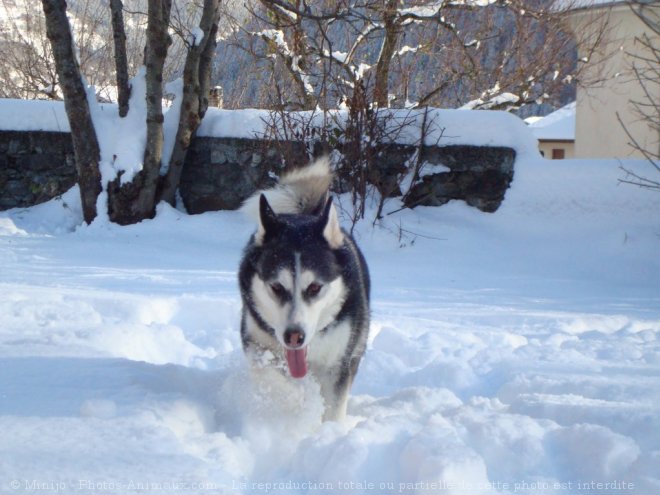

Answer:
[319,197,344,249]
[256,194,279,245]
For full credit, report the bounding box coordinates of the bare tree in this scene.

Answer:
[0,1,185,102]
[110,0,131,116]
[232,0,606,113]
[159,0,221,205]
[41,0,102,223]
[0,0,59,99]
[41,0,222,225]
[105,0,173,224]
[0,0,132,100]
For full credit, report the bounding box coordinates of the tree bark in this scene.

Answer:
[258,0,316,110]
[373,0,400,108]
[107,0,172,225]
[110,0,131,118]
[159,0,221,206]
[41,0,101,224]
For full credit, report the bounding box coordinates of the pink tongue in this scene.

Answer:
[286,348,308,378]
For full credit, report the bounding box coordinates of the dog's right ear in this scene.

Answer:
[256,194,278,245]
[319,197,344,249]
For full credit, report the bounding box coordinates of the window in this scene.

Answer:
[552,149,565,160]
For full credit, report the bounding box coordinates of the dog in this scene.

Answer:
[238,157,370,422]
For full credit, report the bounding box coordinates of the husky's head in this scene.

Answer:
[250,194,347,378]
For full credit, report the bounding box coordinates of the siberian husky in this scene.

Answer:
[238,157,370,422]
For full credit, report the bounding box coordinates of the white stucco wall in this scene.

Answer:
[539,140,576,159]
[569,3,659,159]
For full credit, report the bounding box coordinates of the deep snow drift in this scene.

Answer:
[1,104,659,493]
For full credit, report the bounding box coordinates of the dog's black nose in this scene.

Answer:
[284,326,305,348]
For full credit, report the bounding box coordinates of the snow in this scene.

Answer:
[399,2,444,18]
[395,45,422,57]
[257,30,288,53]
[324,50,349,64]
[2,102,660,494]
[196,106,541,163]
[527,102,576,142]
[89,68,150,187]
[0,99,71,132]
[191,26,205,47]
[0,99,538,162]
[460,93,521,112]
[400,0,497,17]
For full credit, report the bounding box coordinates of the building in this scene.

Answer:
[565,0,659,159]
[526,102,576,159]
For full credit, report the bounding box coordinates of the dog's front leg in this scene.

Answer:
[316,370,349,422]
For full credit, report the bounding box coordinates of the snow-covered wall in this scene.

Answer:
[181,139,517,214]
[0,100,538,212]
[0,129,519,214]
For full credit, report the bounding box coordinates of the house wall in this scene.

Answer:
[539,140,575,159]
[569,3,659,159]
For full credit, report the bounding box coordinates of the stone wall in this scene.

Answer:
[0,131,76,210]
[406,145,516,213]
[181,140,516,214]
[180,137,308,214]
[0,130,516,213]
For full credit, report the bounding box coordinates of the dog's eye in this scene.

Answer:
[270,282,287,297]
[305,283,323,298]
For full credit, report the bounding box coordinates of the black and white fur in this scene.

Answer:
[238,157,370,422]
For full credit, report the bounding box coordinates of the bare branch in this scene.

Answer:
[110,0,131,117]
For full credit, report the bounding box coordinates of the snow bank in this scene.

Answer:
[0,98,71,132]
[197,107,541,159]
[1,99,540,161]
[1,100,659,493]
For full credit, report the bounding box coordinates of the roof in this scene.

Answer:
[526,102,576,142]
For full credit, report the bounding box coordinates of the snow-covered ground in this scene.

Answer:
[1,151,659,494]
[1,92,660,494]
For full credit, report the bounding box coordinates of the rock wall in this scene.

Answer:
[0,130,515,213]
[406,145,516,213]
[180,137,307,214]
[0,131,76,210]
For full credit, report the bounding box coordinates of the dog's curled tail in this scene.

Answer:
[241,156,332,220]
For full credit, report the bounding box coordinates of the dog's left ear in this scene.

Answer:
[256,194,279,245]
[319,197,344,249]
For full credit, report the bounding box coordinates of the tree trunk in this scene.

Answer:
[259,0,316,110]
[373,0,400,108]
[107,0,172,225]
[110,0,131,118]
[41,0,101,224]
[158,0,221,206]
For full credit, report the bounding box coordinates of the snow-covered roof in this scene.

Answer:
[526,102,576,142]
